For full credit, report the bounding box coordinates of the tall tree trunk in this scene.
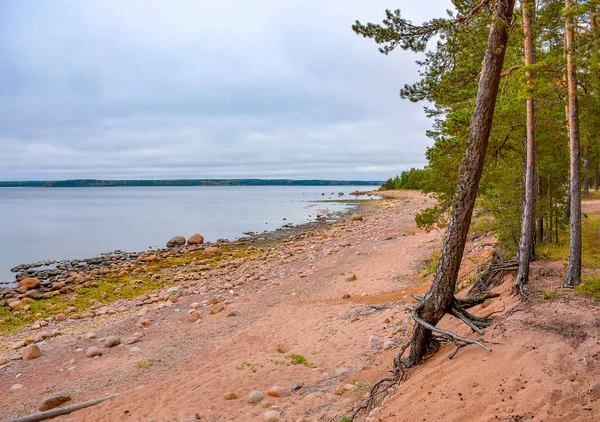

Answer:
[514,0,537,294]
[564,0,582,287]
[583,145,589,198]
[548,175,553,242]
[408,0,516,365]
[596,162,599,191]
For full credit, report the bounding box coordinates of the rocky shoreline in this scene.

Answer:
[0,201,371,319]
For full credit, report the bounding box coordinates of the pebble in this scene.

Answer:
[263,410,281,422]
[104,336,121,348]
[22,344,41,360]
[291,381,303,390]
[130,346,141,353]
[188,312,201,322]
[86,332,97,339]
[10,384,23,392]
[224,391,237,400]
[267,385,289,398]
[86,346,102,358]
[345,273,357,282]
[39,394,71,411]
[248,390,265,404]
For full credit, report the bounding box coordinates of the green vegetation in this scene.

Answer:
[236,361,262,373]
[136,360,152,369]
[422,253,440,279]
[576,277,600,300]
[543,287,556,300]
[380,168,430,191]
[0,245,265,336]
[286,353,317,367]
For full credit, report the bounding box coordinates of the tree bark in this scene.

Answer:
[563,0,582,287]
[583,145,589,198]
[596,162,599,191]
[408,0,516,365]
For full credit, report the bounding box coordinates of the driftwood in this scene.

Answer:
[8,393,121,422]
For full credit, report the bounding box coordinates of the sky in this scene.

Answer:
[0,0,453,181]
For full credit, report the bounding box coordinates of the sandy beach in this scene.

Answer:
[1,191,599,422]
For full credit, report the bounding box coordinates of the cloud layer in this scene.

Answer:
[0,0,451,180]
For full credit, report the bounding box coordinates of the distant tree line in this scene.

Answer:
[0,179,383,188]
[380,168,430,191]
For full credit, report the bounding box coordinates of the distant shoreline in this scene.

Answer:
[0,179,382,188]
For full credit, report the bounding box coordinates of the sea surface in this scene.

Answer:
[0,186,377,284]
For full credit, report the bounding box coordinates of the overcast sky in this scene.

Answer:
[0,0,452,181]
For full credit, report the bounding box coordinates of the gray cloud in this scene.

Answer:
[0,0,452,181]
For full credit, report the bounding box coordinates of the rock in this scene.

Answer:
[8,300,21,309]
[210,305,225,314]
[18,277,41,290]
[248,390,265,404]
[340,240,352,247]
[104,336,121,348]
[187,234,205,245]
[203,247,223,257]
[263,410,281,422]
[22,344,41,360]
[345,273,357,282]
[167,287,181,295]
[10,384,23,392]
[190,302,201,309]
[85,332,97,340]
[342,293,351,299]
[351,214,363,221]
[267,385,289,398]
[291,381,303,390]
[86,346,102,357]
[130,346,141,353]
[55,313,66,322]
[224,391,237,400]
[12,340,26,350]
[0,357,9,366]
[188,312,201,322]
[166,236,186,248]
[39,394,71,411]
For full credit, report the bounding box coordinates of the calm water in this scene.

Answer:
[0,186,377,283]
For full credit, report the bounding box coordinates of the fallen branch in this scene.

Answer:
[8,394,121,422]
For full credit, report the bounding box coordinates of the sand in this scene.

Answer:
[2,191,599,422]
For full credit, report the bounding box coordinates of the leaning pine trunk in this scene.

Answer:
[408,0,516,365]
[563,0,582,287]
[514,0,537,294]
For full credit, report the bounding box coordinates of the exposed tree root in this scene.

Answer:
[349,292,500,421]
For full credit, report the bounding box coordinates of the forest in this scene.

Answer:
[349,0,600,412]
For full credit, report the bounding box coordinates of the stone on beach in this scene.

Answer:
[187,234,204,245]
[264,410,281,422]
[224,391,237,400]
[166,236,186,248]
[248,390,264,404]
[39,394,71,411]
[18,277,41,290]
[188,311,201,322]
[267,385,289,398]
[104,336,121,348]
[86,346,102,357]
[22,344,41,360]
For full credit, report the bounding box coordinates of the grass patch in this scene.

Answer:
[0,245,264,336]
[543,287,556,300]
[136,360,151,369]
[287,353,317,367]
[576,276,600,300]
[236,361,262,373]
[421,253,440,279]
[537,215,600,268]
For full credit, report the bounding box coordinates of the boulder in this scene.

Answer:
[187,234,205,245]
[203,247,223,257]
[104,336,121,348]
[18,278,41,290]
[166,236,186,248]
[248,390,264,404]
[264,410,281,422]
[23,344,41,360]
[86,346,102,357]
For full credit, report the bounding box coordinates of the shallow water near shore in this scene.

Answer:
[0,185,377,285]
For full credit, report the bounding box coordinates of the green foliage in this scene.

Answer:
[543,287,556,300]
[380,168,430,191]
[576,277,600,300]
[422,253,440,278]
[136,361,152,369]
